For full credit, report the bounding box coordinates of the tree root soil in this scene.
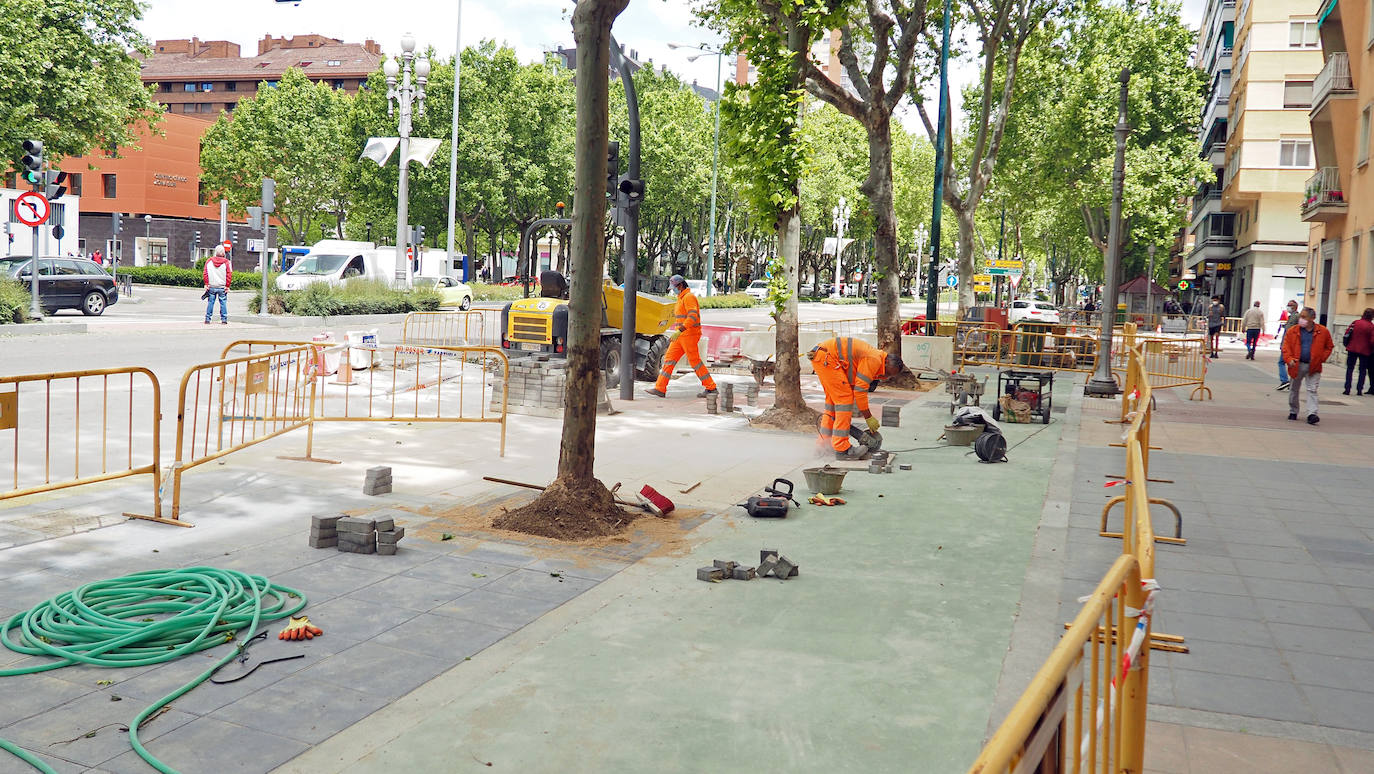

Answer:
[749,403,822,432]
[491,477,639,541]
[884,371,939,392]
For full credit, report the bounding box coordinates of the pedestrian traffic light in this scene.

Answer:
[111,212,122,235]
[606,141,620,197]
[261,178,275,214]
[44,171,68,201]
[415,224,426,246]
[20,140,42,184]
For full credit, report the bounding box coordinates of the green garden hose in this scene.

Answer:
[0,567,307,774]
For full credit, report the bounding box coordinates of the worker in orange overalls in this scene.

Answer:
[647,275,718,398]
[810,337,903,459]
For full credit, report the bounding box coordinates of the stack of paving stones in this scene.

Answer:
[336,517,377,554]
[363,466,392,496]
[719,383,735,412]
[881,404,901,428]
[489,355,610,418]
[309,515,340,549]
[697,550,798,582]
[317,515,408,555]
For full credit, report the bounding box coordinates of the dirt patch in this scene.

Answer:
[491,477,640,541]
[885,371,940,392]
[750,403,822,432]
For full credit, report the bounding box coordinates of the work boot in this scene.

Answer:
[645,388,667,398]
[835,443,868,461]
[1307,414,1320,425]
[697,388,718,398]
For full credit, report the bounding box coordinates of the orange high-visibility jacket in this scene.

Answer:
[674,289,702,332]
[814,337,887,414]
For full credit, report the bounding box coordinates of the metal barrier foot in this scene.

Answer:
[125,512,194,528]
[1189,385,1213,400]
[276,455,342,464]
[1100,496,1186,544]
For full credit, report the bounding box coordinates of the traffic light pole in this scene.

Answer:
[925,0,952,331]
[612,36,642,402]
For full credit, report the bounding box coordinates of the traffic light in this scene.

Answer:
[52,224,64,240]
[415,224,426,246]
[606,141,620,197]
[231,230,239,245]
[247,206,263,231]
[261,178,275,213]
[111,212,122,235]
[193,230,201,245]
[20,140,43,184]
[44,171,68,201]
[618,178,646,210]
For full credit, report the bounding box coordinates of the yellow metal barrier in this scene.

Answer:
[0,367,163,520]
[401,310,493,348]
[955,325,1099,374]
[1110,330,1212,403]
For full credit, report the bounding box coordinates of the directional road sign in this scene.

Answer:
[991,259,1023,270]
[13,192,50,227]
[945,274,958,288]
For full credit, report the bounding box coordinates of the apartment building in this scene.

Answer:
[732,29,854,94]
[1302,0,1374,341]
[1188,0,1322,318]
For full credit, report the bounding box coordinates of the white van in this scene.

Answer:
[274,240,393,291]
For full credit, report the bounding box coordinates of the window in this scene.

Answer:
[1289,20,1319,47]
[55,260,82,276]
[183,83,196,92]
[326,60,341,67]
[67,173,82,197]
[78,261,106,276]
[198,181,210,206]
[1362,106,1372,165]
[1284,80,1313,108]
[225,82,237,92]
[330,79,345,89]
[1279,139,1313,168]
[1349,234,1362,290]
[1366,229,1374,288]
[101,174,116,199]
[161,83,172,93]
[201,82,213,92]
[298,61,313,68]
[224,102,235,113]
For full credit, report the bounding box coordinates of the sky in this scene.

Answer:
[137,0,1205,134]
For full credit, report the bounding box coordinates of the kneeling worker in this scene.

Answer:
[811,337,903,459]
[647,275,718,398]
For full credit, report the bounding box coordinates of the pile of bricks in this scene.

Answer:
[364,466,392,496]
[489,355,610,418]
[309,514,405,555]
[697,549,799,582]
[717,382,760,413]
[881,404,901,427]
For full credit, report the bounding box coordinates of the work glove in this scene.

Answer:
[277,616,323,641]
[865,416,881,433]
[809,495,846,506]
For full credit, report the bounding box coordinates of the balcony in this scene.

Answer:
[1301,167,1348,222]
[1191,187,1222,221]
[1312,53,1355,113]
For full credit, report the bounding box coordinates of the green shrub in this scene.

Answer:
[115,264,274,290]
[0,279,32,324]
[698,293,756,309]
[821,297,865,305]
[247,280,441,316]
[469,282,523,302]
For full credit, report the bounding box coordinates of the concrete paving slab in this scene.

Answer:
[213,676,390,745]
[99,717,309,774]
[294,642,451,701]
[0,690,197,769]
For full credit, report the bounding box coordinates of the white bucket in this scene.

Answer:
[345,329,380,370]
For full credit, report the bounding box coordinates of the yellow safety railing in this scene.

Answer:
[1110,324,1212,404]
[955,326,1100,374]
[0,367,163,521]
[970,345,1164,774]
[402,310,493,348]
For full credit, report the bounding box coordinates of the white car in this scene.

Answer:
[686,279,707,296]
[744,279,769,300]
[431,276,473,310]
[1009,299,1061,325]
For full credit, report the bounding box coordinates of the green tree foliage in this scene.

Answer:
[0,0,161,163]
[199,68,351,244]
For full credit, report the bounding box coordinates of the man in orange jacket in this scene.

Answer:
[810,337,903,459]
[1281,306,1333,424]
[647,275,717,398]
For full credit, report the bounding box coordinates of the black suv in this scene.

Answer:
[1,256,119,316]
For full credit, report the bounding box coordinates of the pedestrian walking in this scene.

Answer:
[1207,296,1225,358]
[1342,308,1374,396]
[1276,300,1300,390]
[203,245,232,325]
[1241,300,1266,359]
[1282,307,1334,424]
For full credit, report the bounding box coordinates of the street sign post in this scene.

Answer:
[945,274,958,288]
[14,192,50,227]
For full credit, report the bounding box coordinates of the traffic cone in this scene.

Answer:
[333,348,354,386]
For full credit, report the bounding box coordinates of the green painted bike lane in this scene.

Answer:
[285,382,1071,773]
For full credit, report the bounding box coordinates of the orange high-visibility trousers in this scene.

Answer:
[655,331,717,392]
[813,355,856,452]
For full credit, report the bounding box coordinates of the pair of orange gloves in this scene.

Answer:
[809,495,845,506]
[277,616,323,641]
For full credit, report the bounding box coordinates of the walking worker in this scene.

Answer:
[809,337,903,460]
[1282,307,1333,424]
[1276,299,1300,390]
[1241,300,1266,359]
[203,245,232,325]
[646,275,717,398]
[1207,296,1225,358]
[1342,307,1374,396]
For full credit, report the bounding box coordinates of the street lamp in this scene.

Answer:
[831,197,851,298]
[1146,243,1157,320]
[669,42,725,296]
[914,223,927,298]
[143,214,152,265]
[384,34,429,288]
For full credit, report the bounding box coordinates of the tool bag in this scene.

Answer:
[745,495,790,518]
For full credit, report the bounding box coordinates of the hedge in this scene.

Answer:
[246,280,441,316]
[698,293,756,309]
[821,297,866,305]
[114,264,273,291]
[0,279,31,324]
[469,282,524,302]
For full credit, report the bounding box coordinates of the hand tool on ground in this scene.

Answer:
[742,494,789,518]
[809,495,846,506]
[277,615,323,641]
[763,478,801,506]
[635,484,676,516]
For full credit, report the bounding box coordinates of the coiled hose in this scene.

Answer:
[0,567,307,774]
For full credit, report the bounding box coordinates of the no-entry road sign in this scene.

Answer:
[13,191,50,227]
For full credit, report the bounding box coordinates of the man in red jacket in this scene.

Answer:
[1282,307,1334,424]
[203,245,233,324]
[1343,307,1374,396]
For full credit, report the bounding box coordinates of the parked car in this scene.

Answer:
[1008,299,1061,325]
[431,276,473,310]
[798,282,815,297]
[744,279,770,300]
[1,256,118,316]
[685,279,707,296]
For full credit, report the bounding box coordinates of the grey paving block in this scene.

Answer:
[1284,649,1374,692]
[0,689,197,768]
[295,641,453,701]
[1167,590,1260,619]
[773,557,796,579]
[336,517,375,534]
[479,567,599,603]
[697,566,725,582]
[0,674,97,727]
[401,555,520,589]
[757,557,778,578]
[373,517,395,532]
[267,562,392,605]
[1162,569,1248,597]
[371,612,510,659]
[338,531,375,546]
[308,536,338,549]
[1244,577,1348,606]
[376,544,397,555]
[1267,622,1374,660]
[98,716,309,774]
[1162,639,1289,681]
[311,515,341,530]
[1149,611,1273,648]
[346,573,471,613]
[1224,543,1314,564]
[1230,557,1328,583]
[430,588,562,629]
[1168,667,1315,724]
[337,542,376,555]
[300,595,421,643]
[365,466,391,479]
[1304,685,1374,733]
[309,526,337,538]
[1262,599,1372,632]
[212,674,389,745]
[732,566,757,580]
[377,527,405,543]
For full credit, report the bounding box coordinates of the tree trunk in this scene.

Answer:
[956,205,978,314]
[554,0,630,484]
[861,117,901,355]
[772,206,808,414]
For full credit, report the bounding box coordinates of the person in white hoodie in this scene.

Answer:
[203,245,233,324]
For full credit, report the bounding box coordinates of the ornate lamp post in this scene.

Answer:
[831,197,851,298]
[384,34,429,288]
